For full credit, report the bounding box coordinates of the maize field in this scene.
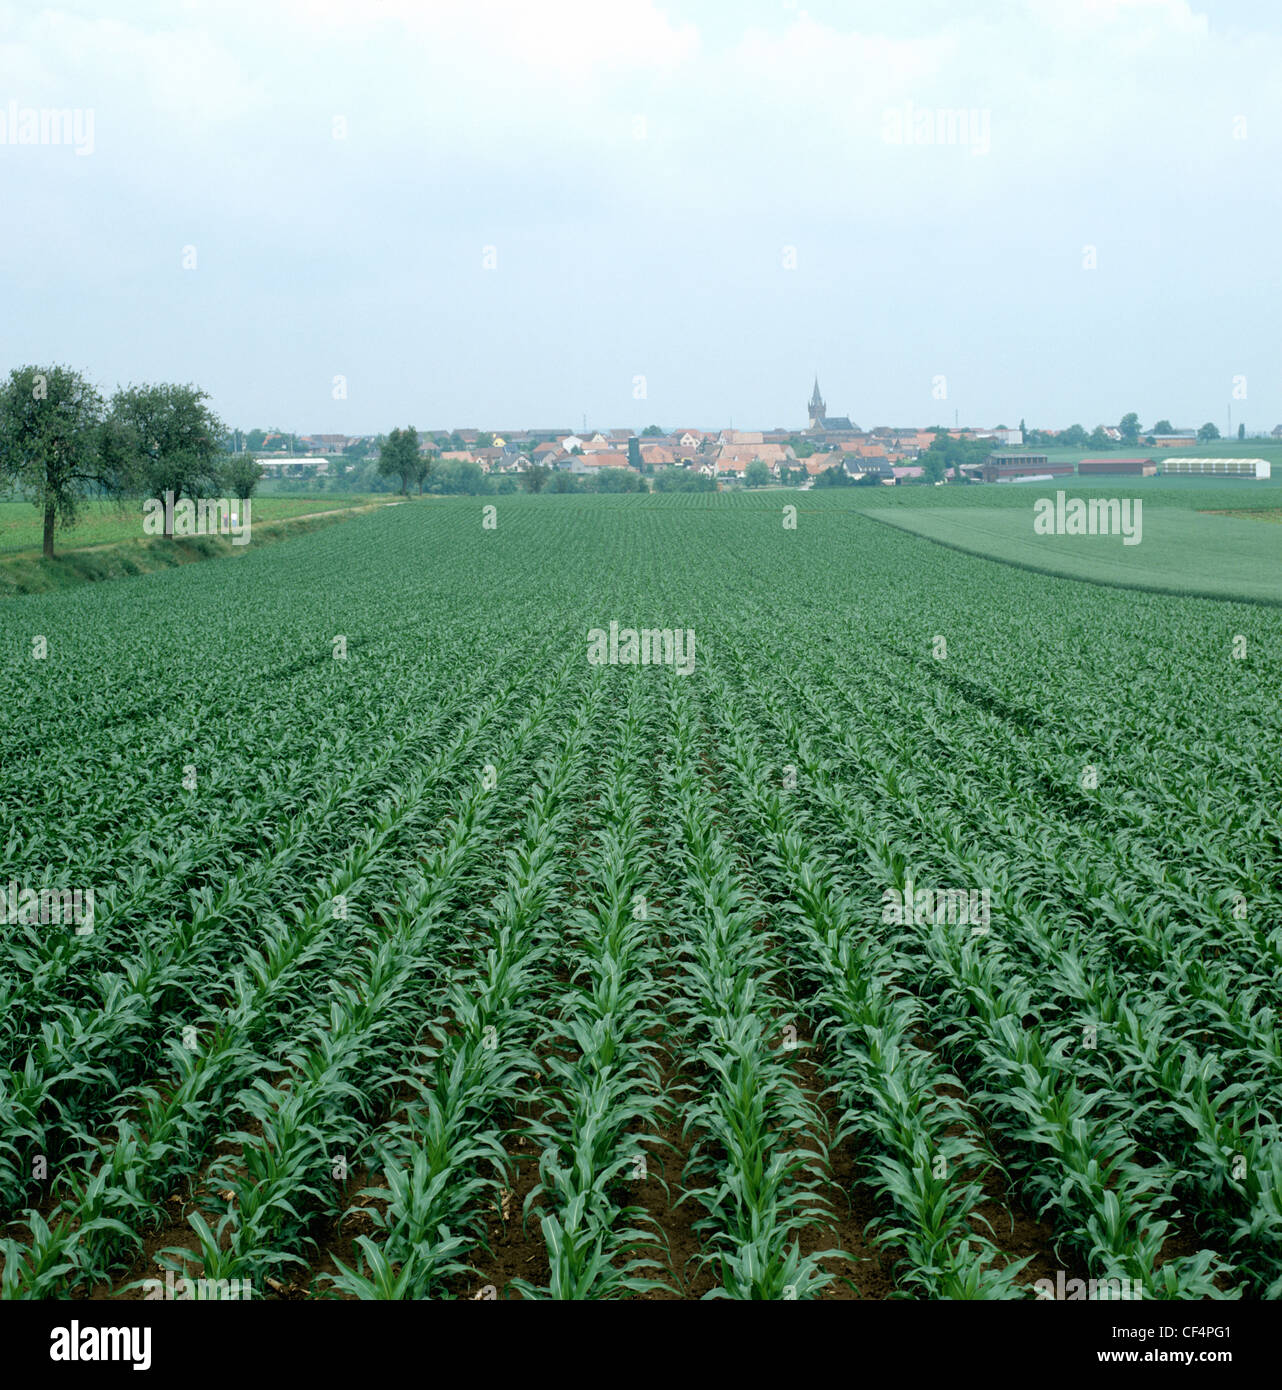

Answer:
[1,490,1279,1300]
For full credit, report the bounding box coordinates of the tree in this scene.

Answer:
[1153,419,1174,434]
[413,446,433,495]
[474,432,494,449]
[521,463,551,493]
[813,461,855,488]
[246,428,267,451]
[224,454,263,500]
[377,426,421,495]
[1019,417,1027,436]
[1197,422,1220,442]
[1059,423,1088,447]
[430,458,486,495]
[1088,426,1111,450]
[641,424,664,436]
[1118,412,1140,445]
[920,451,947,484]
[743,459,771,487]
[653,467,713,493]
[111,383,228,538]
[916,428,993,483]
[0,364,130,559]
[592,467,643,493]
[627,437,643,472]
[1238,423,1246,441]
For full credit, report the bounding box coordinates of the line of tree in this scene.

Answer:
[1020,413,1224,449]
[0,364,258,558]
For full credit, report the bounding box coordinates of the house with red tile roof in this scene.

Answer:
[713,442,796,478]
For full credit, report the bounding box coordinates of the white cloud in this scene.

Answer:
[279,0,700,72]
[1027,0,1210,42]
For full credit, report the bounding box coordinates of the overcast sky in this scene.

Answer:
[2,0,1279,435]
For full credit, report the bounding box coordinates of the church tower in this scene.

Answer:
[808,376,826,430]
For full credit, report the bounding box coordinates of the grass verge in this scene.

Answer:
[0,501,399,597]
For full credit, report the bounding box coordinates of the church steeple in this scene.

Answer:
[808,375,825,428]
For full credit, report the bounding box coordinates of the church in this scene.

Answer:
[805,377,858,436]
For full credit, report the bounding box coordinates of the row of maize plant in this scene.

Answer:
[698,668,1030,1297]
[145,655,591,1297]
[0,649,513,1208]
[654,675,841,1299]
[0,635,496,1029]
[756,639,1277,1293]
[514,678,670,1298]
[322,671,606,1298]
[0,649,570,1294]
[743,676,1238,1299]
[0,625,545,1200]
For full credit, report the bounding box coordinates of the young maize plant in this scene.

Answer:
[1169,1079,1282,1296]
[187,669,591,1292]
[0,1210,78,1299]
[9,833,408,1293]
[0,652,528,1219]
[751,645,1245,1296]
[513,684,670,1298]
[656,678,842,1300]
[323,675,603,1299]
[1,659,555,1294]
[700,673,1028,1298]
[883,769,1278,1294]
[880,850,1234,1299]
[0,633,481,1040]
[778,625,1280,1052]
